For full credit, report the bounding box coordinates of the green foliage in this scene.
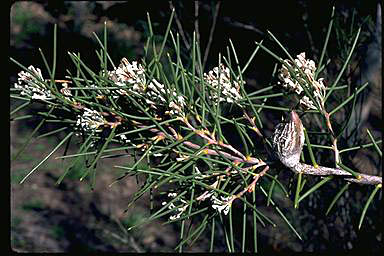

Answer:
[10,5,382,253]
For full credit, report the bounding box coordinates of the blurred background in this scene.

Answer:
[10,1,382,252]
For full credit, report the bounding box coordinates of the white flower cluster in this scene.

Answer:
[161,192,188,221]
[162,188,235,218]
[146,79,186,117]
[108,59,244,117]
[75,107,105,133]
[203,64,243,104]
[277,52,326,110]
[108,58,147,95]
[14,66,54,100]
[108,58,186,117]
[211,194,235,215]
[60,82,72,97]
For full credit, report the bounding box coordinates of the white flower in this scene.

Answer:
[168,202,176,209]
[277,52,327,110]
[14,66,54,100]
[147,79,186,116]
[117,133,131,144]
[108,58,146,95]
[162,194,189,221]
[295,52,316,77]
[169,204,188,221]
[313,78,326,102]
[108,57,186,116]
[211,195,235,215]
[148,79,165,92]
[300,96,316,110]
[176,155,190,162]
[176,95,185,105]
[196,190,214,201]
[75,108,105,133]
[168,192,178,198]
[168,94,186,116]
[146,79,168,103]
[168,99,184,116]
[60,82,72,97]
[204,64,242,104]
[277,59,305,95]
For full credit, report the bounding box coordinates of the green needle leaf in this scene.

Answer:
[358,184,382,230]
[303,127,319,168]
[210,218,216,252]
[326,182,350,216]
[12,106,55,161]
[324,27,361,102]
[267,174,278,206]
[298,176,333,203]
[366,129,382,157]
[260,185,302,241]
[336,162,361,180]
[20,132,74,184]
[294,172,303,209]
[314,6,335,80]
[80,126,117,183]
